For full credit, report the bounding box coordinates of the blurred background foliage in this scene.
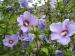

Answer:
[0,0,75,56]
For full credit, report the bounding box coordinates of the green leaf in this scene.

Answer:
[41,47,48,55]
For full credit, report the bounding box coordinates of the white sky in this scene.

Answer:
[0,0,48,8]
[28,0,47,8]
[0,0,4,1]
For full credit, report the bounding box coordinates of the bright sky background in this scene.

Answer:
[28,0,47,8]
[0,0,4,1]
[0,0,48,8]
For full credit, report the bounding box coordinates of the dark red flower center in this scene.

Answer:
[9,40,14,44]
[23,20,29,26]
[61,30,68,36]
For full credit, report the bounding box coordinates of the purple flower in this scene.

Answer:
[50,19,75,45]
[38,15,46,31]
[19,33,35,48]
[17,11,38,32]
[50,40,56,47]
[39,35,47,42]
[55,50,64,56]
[19,0,33,8]
[20,33,35,42]
[41,15,46,19]
[3,34,18,48]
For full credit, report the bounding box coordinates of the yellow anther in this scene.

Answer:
[23,20,29,26]
[9,40,13,44]
[61,30,68,36]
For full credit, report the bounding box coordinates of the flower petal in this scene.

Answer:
[17,15,23,26]
[51,33,62,40]
[68,21,75,36]
[63,19,75,36]
[3,39,9,46]
[39,35,47,42]
[30,16,38,26]
[28,0,33,3]
[38,19,45,31]
[20,26,29,32]
[57,37,70,45]
[63,19,69,25]
[50,22,62,33]
[23,11,31,20]
[19,0,28,8]
[62,19,69,28]
[23,33,35,42]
